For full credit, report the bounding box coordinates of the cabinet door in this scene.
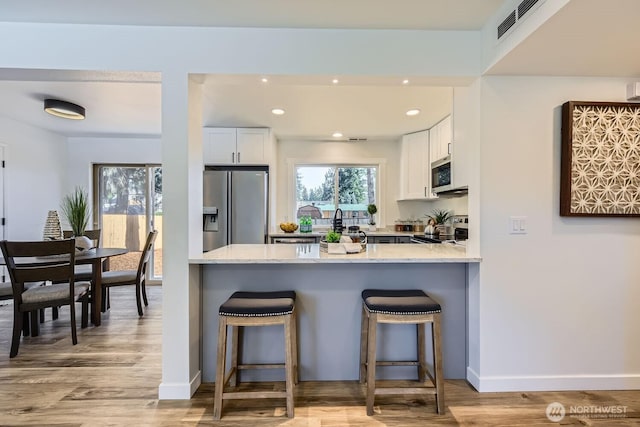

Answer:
[204,128,236,164]
[430,116,452,163]
[429,122,441,163]
[236,128,268,164]
[440,115,452,159]
[401,130,429,199]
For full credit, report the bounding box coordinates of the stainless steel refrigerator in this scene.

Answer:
[203,166,269,252]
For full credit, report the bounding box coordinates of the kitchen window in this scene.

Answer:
[295,165,377,227]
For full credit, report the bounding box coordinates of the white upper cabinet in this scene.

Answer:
[203,127,270,165]
[399,130,432,199]
[429,115,452,164]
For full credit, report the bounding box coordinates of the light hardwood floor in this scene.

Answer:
[0,286,638,426]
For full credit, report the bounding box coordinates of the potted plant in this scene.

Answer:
[367,203,378,231]
[61,186,92,251]
[428,208,451,236]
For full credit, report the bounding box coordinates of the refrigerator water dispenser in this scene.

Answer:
[203,207,219,232]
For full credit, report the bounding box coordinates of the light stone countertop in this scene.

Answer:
[191,243,481,264]
[269,229,417,238]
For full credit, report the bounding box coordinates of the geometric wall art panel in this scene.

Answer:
[560,101,640,216]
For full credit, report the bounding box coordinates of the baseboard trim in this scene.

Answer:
[466,366,480,391]
[472,373,640,392]
[158,370,202,400]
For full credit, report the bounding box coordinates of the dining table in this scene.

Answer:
[1,247,128,326]
[74,247,128,326]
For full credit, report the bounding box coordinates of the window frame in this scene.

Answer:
[287,157,386,230]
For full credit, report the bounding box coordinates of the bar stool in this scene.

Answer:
[359,289,444,415]
[213,290,298,420]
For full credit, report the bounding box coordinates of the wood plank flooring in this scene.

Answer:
[0,286,639,426]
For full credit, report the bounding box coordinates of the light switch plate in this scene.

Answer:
[509,216,527,234]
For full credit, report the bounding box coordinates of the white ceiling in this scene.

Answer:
[1,0,639,140]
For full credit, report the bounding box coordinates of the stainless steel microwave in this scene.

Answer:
[431,156,452,193]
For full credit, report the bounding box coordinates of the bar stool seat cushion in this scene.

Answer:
[219,290,296,317]
[362,289,441,315]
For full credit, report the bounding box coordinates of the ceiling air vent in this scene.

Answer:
[518,0,540,19]
[348,137,367,142]
[497,10,516,40]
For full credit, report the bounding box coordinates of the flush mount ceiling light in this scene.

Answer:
[332,132,343,138]
[44,99,85,120]
[406,109,421,116]
[271,108,285,115]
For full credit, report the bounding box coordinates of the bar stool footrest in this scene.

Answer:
[222,390,287,400]
[376,360,419,367]
[374,386,437,396]
[238,363,286,370]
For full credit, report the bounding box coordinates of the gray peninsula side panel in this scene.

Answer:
[201,262,467,382]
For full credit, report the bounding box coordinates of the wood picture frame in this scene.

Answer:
[560,101,640,217]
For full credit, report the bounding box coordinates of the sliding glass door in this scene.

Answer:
[94,165,162,280]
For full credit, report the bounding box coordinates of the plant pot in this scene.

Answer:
[369,224,377,231]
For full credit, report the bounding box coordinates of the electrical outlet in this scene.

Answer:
[509,216,527,234]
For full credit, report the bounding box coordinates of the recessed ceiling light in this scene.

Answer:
[261,77,268,83]
[44,99,85,120]
[332,79,339,84]
[406,109,421,116]
[332,132,343,138]
[271,108,285,115]
[402,79,410,85]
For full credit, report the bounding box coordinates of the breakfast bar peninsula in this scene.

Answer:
[191,243,481,383]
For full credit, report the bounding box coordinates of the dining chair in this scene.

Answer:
[49,229,102,321]
[0,238,90,358]
[62,229,102,281]
[100,230,158,316]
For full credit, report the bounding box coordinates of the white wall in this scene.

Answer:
[476,76,640,391]
[0,116,67,240]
